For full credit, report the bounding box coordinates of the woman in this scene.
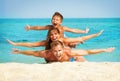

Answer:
[7,28,103,48]
[7,28,103,62]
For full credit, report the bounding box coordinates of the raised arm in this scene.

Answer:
[12,48,46,57]
[71,47,115,56]
[25,24,50,31]
[63,26,89,34]
[7,39,47,47]
[63,30,103,44]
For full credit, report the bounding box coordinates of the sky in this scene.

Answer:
[0,0,120,18]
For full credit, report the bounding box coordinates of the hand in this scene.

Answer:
[105,47,115,52]
[96,30,104,36]
[85,28,89,34]
[12,48,19,54]
[6,39,16,46]
[25,24,31,31]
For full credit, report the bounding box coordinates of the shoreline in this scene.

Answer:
[0,62,120,81]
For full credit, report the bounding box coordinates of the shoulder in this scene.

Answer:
[44,50,50,54]
[45,50,53,57]
[62,26,67,29]
[42,50,51,57]
[63,26,70,30]
[63,48,72,57]
[64,47,71,53]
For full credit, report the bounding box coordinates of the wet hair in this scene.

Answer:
[50,40,64,49]
[45,28,60,50]
[52,12,63,21]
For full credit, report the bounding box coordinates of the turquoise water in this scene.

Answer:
[0,18,120,63]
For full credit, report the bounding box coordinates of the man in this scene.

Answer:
[12,41,115,62]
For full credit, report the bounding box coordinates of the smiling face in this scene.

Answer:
[52,45,64,60]
[49,29,60,41]
[51,15,62,28]
[51,41,64,60]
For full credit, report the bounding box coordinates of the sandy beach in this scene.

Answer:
[0,62,120,81]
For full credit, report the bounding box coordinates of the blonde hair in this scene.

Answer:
[50,40,64,49]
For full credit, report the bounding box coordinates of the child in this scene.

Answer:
[25,12,89,37]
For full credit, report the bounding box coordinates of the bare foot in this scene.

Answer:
[105,47,115,52]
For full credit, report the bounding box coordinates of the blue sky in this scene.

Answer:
[0,0,120,18]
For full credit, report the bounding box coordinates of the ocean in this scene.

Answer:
[0,18,120,63]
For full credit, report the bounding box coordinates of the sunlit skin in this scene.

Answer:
[51,15,65,37]
[7,28,104,62]
[49,29,104,47]
[25,12,90,50]
[51,45,63,60]
[49,29,76,46]
[7,28,103,48]
[49,29,81,47]
[25,12,90,37]
[50,44,80,62]
[50,43,115,62]
[6,12,115,62]
[50,41,73,62]
[51,15,62,28]
[49,29,61,41]
[11,41,115,62]
[49,29,77,47]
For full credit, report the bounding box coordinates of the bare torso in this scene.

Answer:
[44,50,58,62]
[58,47,72,62]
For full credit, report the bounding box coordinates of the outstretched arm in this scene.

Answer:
[71,47,115,56]
[12,48,46,57]
[80,30,104,41]
[64,30,103,44]
[64,26,89,34]
[7,39,47,47]
[25,24,50,31]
